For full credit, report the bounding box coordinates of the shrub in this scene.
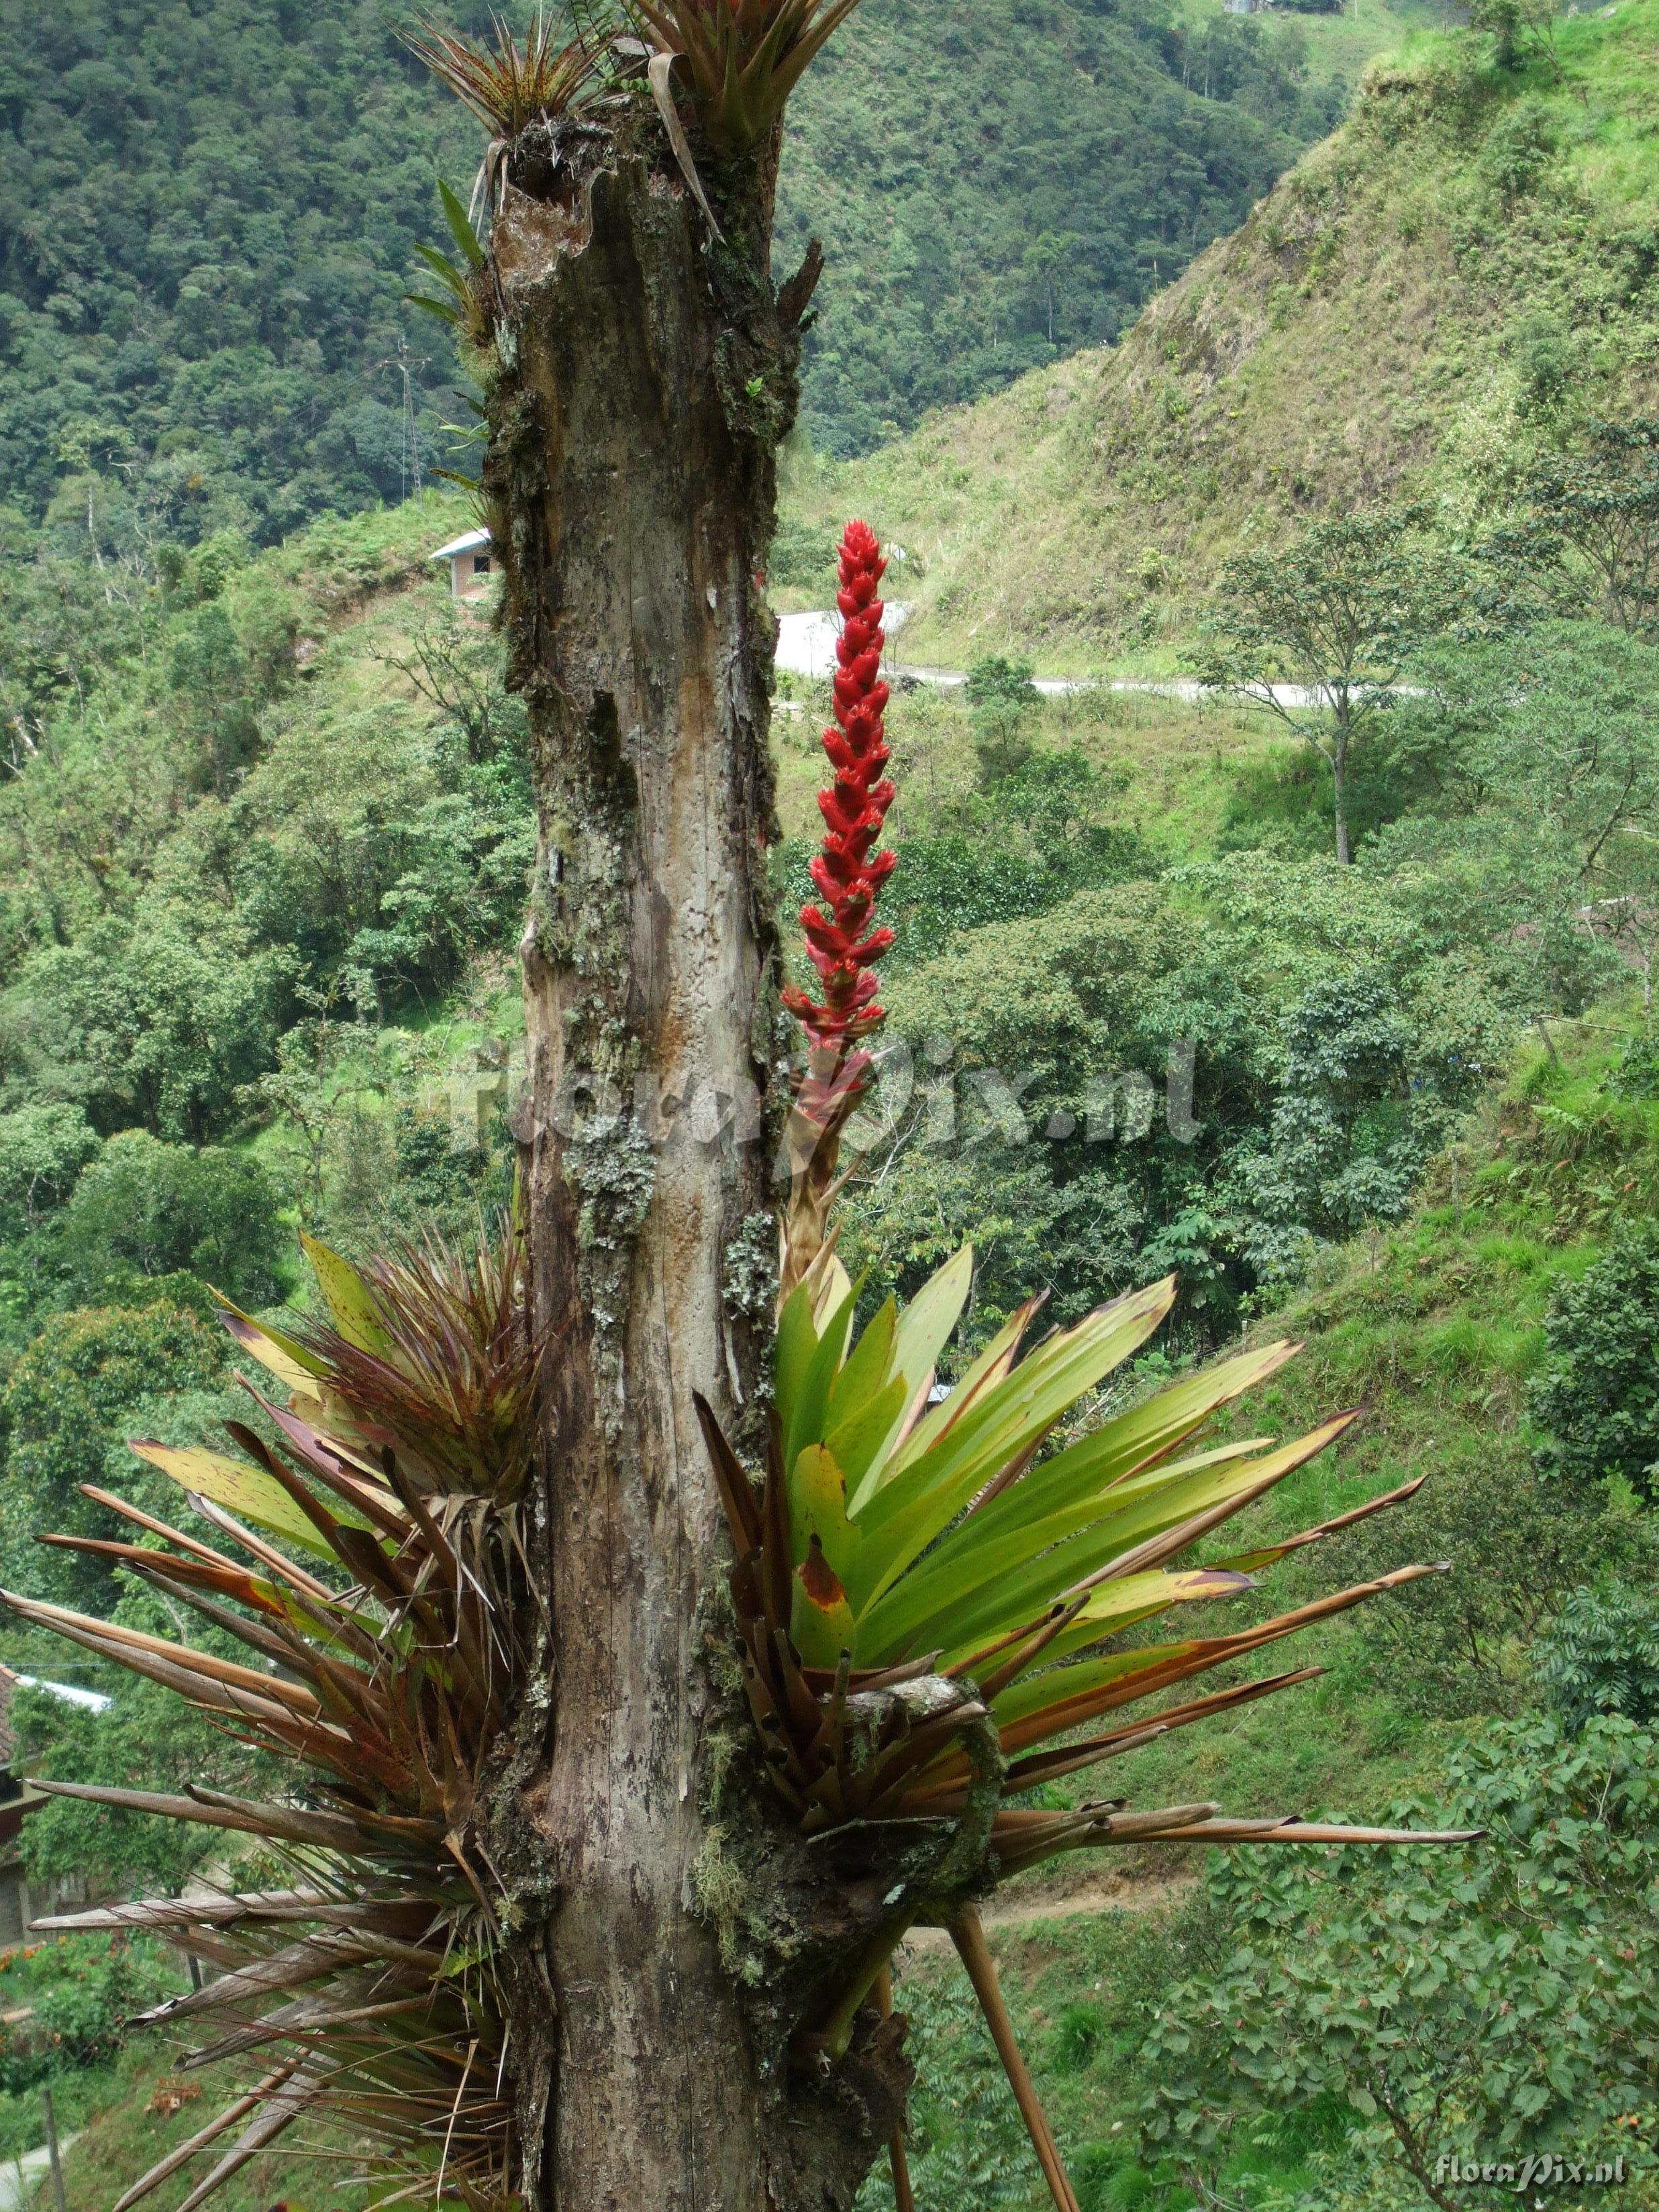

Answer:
[1274,1431,1646,1719]
[1536,1583,1659,1733]
[0,1106,100,1244]
[0,1302,228,1609]
[1527,1223,1659,1500]
[54,1129,285,1309]
[0,1938,149,2096]
[1052,2002,1109,2075]
[966,655,1041,784]
[1142,1713,1659,2199]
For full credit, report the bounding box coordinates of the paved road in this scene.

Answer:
[0,2137,77,2211]
[774,607,1320,709]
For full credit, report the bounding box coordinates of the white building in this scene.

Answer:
[430,526,495,602]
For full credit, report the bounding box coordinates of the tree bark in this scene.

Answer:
[476,111,909,2212]
[1332,721,1352,866]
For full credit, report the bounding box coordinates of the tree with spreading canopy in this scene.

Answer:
[1,12,1469,2209]
[1193,508,1472,867]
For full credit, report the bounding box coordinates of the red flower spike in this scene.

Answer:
[778,519,899,1307]
[790,521,897,1060]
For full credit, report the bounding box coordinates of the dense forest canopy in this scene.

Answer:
[0,0,1352,543]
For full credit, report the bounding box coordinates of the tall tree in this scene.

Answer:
[1194,509,1468,865]
[1531,418,1659,636]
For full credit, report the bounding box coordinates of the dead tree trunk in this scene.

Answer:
[478,111,903,2211]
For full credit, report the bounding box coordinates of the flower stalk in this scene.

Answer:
[780,519,897,1306]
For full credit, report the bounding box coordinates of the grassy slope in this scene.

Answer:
[781,0,1659,669]
[40,2042,380,2212]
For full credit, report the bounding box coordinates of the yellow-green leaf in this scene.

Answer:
[787,1443,861,1588]
[299,1234,391,1354]
[128,1442,334,1561]
[790,1542,855,1669]
[848,1280,1178,1614]
[214,1303,328,1392]
[860,1436,1272,1660]
[844,1246,974,1517]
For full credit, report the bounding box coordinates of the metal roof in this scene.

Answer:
[429,527,493,562]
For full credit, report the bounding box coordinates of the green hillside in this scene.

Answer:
[0,0,1396,548]
[776,0,1388,456]
[791,0,1659,663]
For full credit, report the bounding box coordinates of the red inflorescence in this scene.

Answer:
[783,519,897,1064]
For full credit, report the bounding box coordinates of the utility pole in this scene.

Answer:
[381,338,430,507]
[43,2087,66,2212]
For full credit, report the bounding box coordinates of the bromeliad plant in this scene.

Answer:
[403,10,604,139]
[694,519,1470,2209]
[1,1227,537,2212]
[628,0,866,156]
[402,1,868,200]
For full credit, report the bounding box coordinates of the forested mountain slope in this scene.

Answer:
[798,0,1659,662]
[0,0,1399,544]
[777,0,1364,456]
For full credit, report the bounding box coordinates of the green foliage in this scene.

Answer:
[778,0,1348,456]
[1529,417,1659,635]
[2,916,288,1144]
[1536,1582,1659,1734]
[966,655,1041,785]
[0,1936,161,2097]
[1379,625,1659,942]
[1466,0,1562,74]
[1321,1436,1649,1719]
[1528,1221,1659,1501]
[0,0,485,540]
[879,744,1154,972]
[856,1973,1036,2209]
[1236,964,1503,1284]
[52,1129,284,1309]
[0,1301,230,1609]
[0,1105,102,1320]
[1050,2002,1109,2076]
[844,850,1517,1331]
[1143,1713,1659,2198]
[1191,508,1481,862]
[0,0,1357,525]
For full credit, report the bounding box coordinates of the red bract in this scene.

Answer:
[783,519,897,1070]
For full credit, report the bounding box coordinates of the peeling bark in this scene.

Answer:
[477,110,908,2210]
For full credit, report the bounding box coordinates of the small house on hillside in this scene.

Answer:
[430,527,495,602]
